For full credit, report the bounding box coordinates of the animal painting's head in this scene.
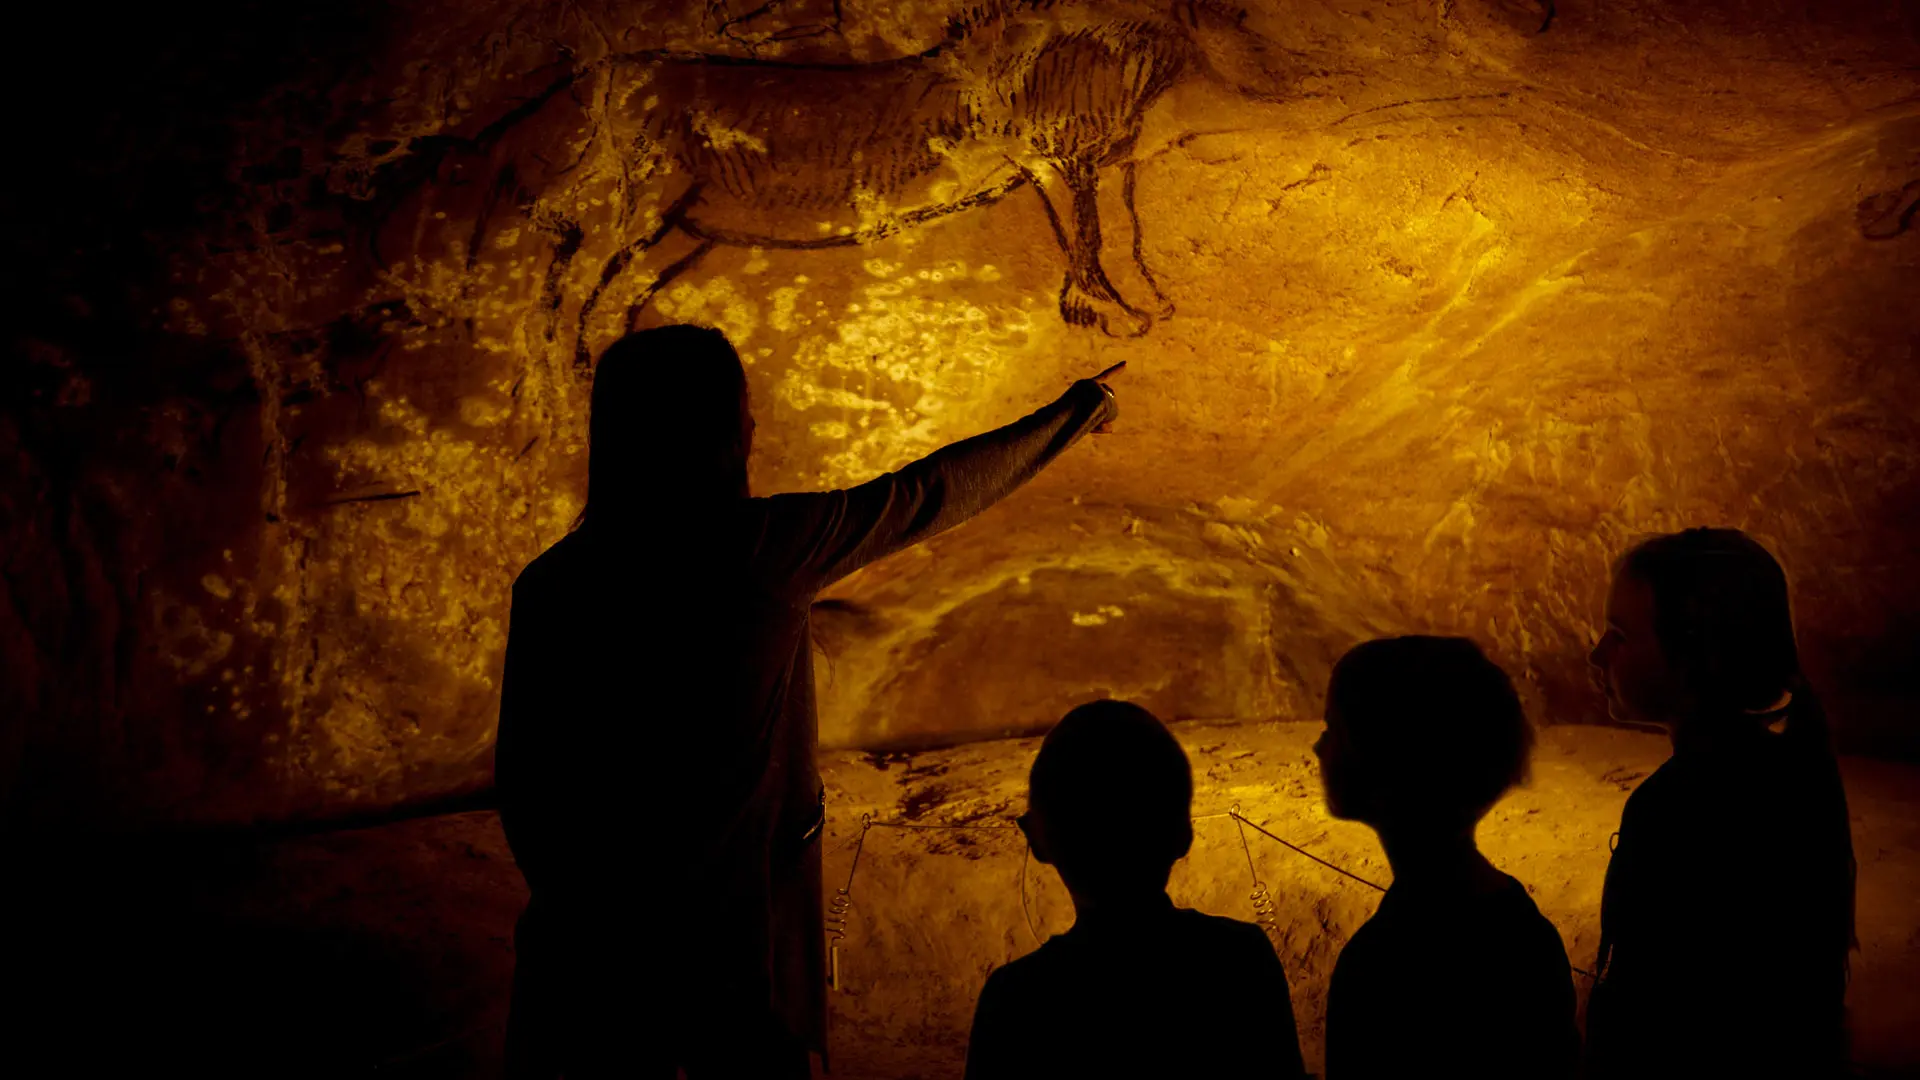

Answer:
[1176,0,1302,104]
[577,325,753,531]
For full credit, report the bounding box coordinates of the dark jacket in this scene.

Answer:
[1587,729,1854,1078]
[1326,871,1579,1080]
[495,379,1115,1058]
[966,898,1307,1079]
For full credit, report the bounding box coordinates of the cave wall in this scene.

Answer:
[6,0,1919,827]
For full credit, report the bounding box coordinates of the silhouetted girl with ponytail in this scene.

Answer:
[1586,528,1856,1078]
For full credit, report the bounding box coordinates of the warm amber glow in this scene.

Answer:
[7,0,1918,1075]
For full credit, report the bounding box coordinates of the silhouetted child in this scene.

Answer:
[1586,529,1855,1078]
[1316,637,1578,1080]
[965,700,1307,1080]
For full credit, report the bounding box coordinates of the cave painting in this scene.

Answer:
[704,0,850,50]
[378,0,1304,362]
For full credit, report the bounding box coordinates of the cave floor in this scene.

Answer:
[13,724,1918,1078]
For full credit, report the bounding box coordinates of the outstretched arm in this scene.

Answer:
[494,580,556,893]
[765,366,1122,588]
[1247,928,1310,1079]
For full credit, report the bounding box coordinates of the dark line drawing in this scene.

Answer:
[708,0,848,51]
[319,490,423,507]
[1331,92,1513,127]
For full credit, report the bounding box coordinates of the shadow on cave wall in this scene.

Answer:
[5,1,587,829]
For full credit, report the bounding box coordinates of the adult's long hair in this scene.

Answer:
[1619,527,1859,971]
[576,325,752,532]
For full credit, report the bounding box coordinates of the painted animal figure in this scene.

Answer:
[374,0,1303,364]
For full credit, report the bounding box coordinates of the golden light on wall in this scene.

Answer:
[6,0,1918,829]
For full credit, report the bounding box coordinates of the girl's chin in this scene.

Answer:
[1605,694,1659,729]
[1603,691,1634,725]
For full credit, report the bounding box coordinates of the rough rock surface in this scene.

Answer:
[15,726,1917,1076]
[7,0,1920,824]
[818,723,1920,1077]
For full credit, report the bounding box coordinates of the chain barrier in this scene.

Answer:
[1227,808,1387,892]
[825,807,1382,990]
[827,806,1595,987]
[825,813,873,991]
[1231,806,1287,948]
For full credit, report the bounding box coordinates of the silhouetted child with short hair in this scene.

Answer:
[965,700,1307,1080]
[1316,636,1578,1079]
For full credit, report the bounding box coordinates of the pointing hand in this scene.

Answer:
[1090,361,1124,434]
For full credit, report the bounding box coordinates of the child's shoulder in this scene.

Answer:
[1171,905,1269,939]
[978,931,1075,1006]
[1167,907,1280,963]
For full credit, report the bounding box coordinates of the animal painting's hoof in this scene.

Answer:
[1857,179,1920,240]
[1060,285,1153,337]
[1061,294,1101,330]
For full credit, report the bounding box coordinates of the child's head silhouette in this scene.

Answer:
[1316,636,1532,834]
[1592,527,1808,737]
[1020,700,1194,898]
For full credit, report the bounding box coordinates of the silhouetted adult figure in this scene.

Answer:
[1586,528,1856,1079]
[1316,636,1579,1080]
[965,700,1307,1080]
[495,325,1121,1078]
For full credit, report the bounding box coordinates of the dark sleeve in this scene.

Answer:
[1592,782,1662,1074]
[1597,774,1664,968]
[1525,917,1582,1080]
[965,966,1025,1080]
[1549,948,1583,1078]
[1241,925,1309,1079]
[1324,933,1384,1080]
[760,379,1116,589]
[493,579,551,891]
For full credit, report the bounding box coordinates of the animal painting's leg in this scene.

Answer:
[536,214,585,344]
[1121,160,1174,320]
[624,237,717,333]
[1028,160,1151,338]
[573,183,703,369]
[370,64,585,271]
[466,162,523,274]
